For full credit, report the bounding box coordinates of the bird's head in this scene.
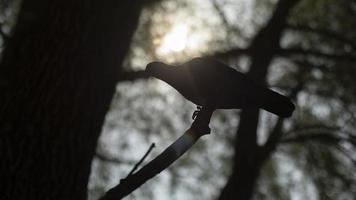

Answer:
[146,61,167,77]
[145,61,180,82]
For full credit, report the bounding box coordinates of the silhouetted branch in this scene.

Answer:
[95,152,136,165]
[127,143,155,176]
[99,131,204,200]
[99,109,212,200]
[120,44,355,84]
[201,45,356,66]
[206,45,356,64]
[281,132,348,144]
[117,35,356,85]
[279,47,356,61]
[335,145,356,166]
[210,45,356,62]
[219,0,302,198]
[259,77,304,161]
[292,59,330,72]
[287,24,356,49]
[290,124,340,133]
[212,0,230,29]
[260,118,285,157]
[211,0,247,41]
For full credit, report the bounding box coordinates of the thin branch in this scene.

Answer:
[99,108,213,200]
[283,129,356,145]
[211,0,247,41]
[127,143,155,176]
[278,47,356,61]
[260,118,285,159]
[213,46,356,61]
[99,131,203,200]
[95,152,136,165]
[287,24,356,50]
[259,78,304,160]
[335,145,356,166]
[116,44,356,84]
[116,36,356,84]
[292,59,330,72]
[290,124,341,134]
[212,0,230,30]
[281,132,348,144]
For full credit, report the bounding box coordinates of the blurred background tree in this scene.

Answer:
[1,0,356,200]
[90,0,356,199]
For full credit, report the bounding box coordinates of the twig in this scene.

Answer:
[279,47,356,61]
[95,152,136,165]
[127,143,155,177]
[335,145,356,166]
[287,24,356,50]
[99,108,213,200]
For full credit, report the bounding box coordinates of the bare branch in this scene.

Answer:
[287,24,356,50]
[100,110,212,200]
[259,77,304,161]
[279,47,356,61]
[335,145,356,166]
[290,124,341,134]
[95,152,136,165]
[116,44,356,84]
[281,132,349,144]
[127,143,155,176]
[292,59,330,72]
[260,118,284,158]
[212,0,230,30]
[211,0,248,40]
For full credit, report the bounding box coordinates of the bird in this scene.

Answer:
[145,57,295,118]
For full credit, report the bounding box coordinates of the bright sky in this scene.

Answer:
[154,22,209,62]
[156,23,189,55]
[152,0,256,60]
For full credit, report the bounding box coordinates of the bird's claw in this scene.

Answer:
[192,106,203,120]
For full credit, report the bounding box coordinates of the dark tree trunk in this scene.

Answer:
[0,0,143,199]
[218,0,300,199]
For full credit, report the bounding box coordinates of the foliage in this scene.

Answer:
[1,0,355,199]
[90,0,356,199]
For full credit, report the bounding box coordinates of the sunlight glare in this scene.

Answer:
[157,23,189,55]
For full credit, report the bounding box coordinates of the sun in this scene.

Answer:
[154,22,208,61]
[156,23,189,55]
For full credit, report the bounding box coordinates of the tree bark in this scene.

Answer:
[0,0,143,199]
[218,0,301,199]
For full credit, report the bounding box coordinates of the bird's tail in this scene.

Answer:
[259,88,295,118]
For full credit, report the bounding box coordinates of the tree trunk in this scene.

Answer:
[218,0,300,199]
[0,0,143,199]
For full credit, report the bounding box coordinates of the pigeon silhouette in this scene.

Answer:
[146,57,295,118]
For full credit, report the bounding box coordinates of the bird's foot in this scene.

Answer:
[192,106,203,120]
[191,106,214,135]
